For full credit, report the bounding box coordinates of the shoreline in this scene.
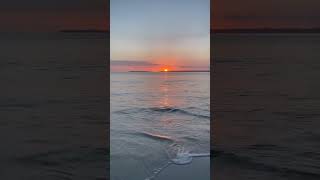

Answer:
[156,157,210,180]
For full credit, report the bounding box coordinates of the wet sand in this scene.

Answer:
[156,157,210,180]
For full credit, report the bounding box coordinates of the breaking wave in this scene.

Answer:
[139,132,210,180]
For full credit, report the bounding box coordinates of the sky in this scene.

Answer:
[0,0,108,32]
[0,1,318,33]
[111,0,210,72]
[212,0,320,29]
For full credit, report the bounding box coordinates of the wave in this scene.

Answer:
[133,131,175,142]
[150,107,210,119]
[167,144,209,165]
[133,131,210,180]
[144,146,210,180]
[115,106,209,119]
[171,152,210,165]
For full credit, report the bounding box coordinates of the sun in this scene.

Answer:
[160,67,170,72]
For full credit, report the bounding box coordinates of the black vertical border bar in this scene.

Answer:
[106,0,111,179]
[210,0,214,179]
[0,0,110,179]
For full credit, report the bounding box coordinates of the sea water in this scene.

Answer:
[110,72,210,180]
[213,33,320,180]
[0,32,108,179]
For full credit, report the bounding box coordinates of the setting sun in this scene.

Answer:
[160,68,169,72]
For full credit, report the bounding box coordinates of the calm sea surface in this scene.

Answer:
[213,33,320,180]
[111,72,210,180]
[0,33,108,179]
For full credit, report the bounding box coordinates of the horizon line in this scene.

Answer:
[127,70,210,73]
[211,28,320,33]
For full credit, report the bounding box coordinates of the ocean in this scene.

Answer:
[4,32,319,180]
[110,72,210,180]
[212,33,320,180]
[0,32,108,179]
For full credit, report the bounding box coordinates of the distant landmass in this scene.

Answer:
[60,29,108,33]
[211,28,320,33]
[129,70,209,73]
[161,70,210,72]
[129,71,151,72]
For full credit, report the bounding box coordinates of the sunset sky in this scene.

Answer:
[111,0,210,72]
[212,0,320,29]
[0,0,108,32]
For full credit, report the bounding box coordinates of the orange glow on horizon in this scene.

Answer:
[160,67,171,72]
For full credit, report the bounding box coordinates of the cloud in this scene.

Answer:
[111,60,158,67]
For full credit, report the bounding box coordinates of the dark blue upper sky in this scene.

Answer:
[1,0,319,31]
[0,0,108,31]
[213,0,320,29]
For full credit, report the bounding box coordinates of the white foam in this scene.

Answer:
[144,146,210,180]
[171,152,193,165]
[171,152,210,165]
[189,153,210,157]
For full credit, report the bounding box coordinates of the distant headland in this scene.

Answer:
[160,70,209,72]
[129,70,209,73]
[129,71,151,72]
